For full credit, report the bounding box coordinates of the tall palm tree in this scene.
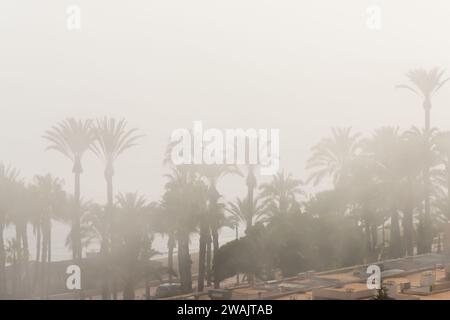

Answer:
[397,68,449,131]
[43,118,95,262]
[306,127,362,188]
[91,117,142,299]
[403,126,441,253]
[397,68,449,253]
[365,127,405,258]
[0,163,20,298]
[197,164,241,290]
[91,117,142,209]
[30,174,66,297]
[163,165,206,293]
[10,180,33,298]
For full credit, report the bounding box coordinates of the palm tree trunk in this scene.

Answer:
[105,172,118,300]
[212,227,220,289]
[370,223,377,252]
[11,249,17,298]
[168,234,174,283]
[21,223,30,297]
[423,168,432,252]
[363,218,371,259]
[100,239,111,300]
[33,225,41,294]
[0,222,6,298]
[206,234,212,286]
[390,208,402,258]
[403,177,414,256]
[177,231,192,293]
[73,172,81,261]
[14,225,22,297]
[423,103,432,253]
[46,225,51,299]
[40,224,48,298]
[247,184,254,233]
[74,171,86,300]
[197,218,208,292]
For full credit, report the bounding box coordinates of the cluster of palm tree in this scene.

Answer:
[1,67,450,299]
[0,168,69,298]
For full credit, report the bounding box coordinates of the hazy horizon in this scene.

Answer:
[2,0,450,203]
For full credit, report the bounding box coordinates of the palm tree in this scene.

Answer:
[434,131,450,219]
[91,117,142,209]
[91,117,142,299]
[397,68,449,131]
[115,192,148,300]
[78,202,111,298]
[259,171,303,218]
[403,127,440,253]
[306,127,361,187]
[397,68,449,253]
[30,174,66,297]
[227,196,266,232]
[197,164,241,290]
[155,198,177,284]
[10,180,33,297]
[43,118,95,262]
[365,127,405,258]
[0,163,20,298]
[163,165,206,293]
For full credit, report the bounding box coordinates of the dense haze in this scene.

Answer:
[4,0,450,301]
[1,0,450,201]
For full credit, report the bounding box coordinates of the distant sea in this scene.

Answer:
[4,220,244,261]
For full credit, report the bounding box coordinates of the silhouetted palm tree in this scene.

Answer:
[227,196,266,232]
[259,171,303,218]
[365,127,405,258]
[397,68,449,131]
[403,126,440,253]
[91,117,142,299]
[197,164,241,290]
[91,117,142,209]
[397,68,449,253]
[163,165,206,293]
[43,118,95,262]
[116,192,148,300]
[434,131,450,218]
[30,174,66,297]
[306,127,361,187]
[0,163,20,298]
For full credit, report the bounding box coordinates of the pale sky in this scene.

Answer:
[1,0,450,204]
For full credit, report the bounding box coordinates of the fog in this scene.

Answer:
[2,0,450,300]
[1,1,450,201]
